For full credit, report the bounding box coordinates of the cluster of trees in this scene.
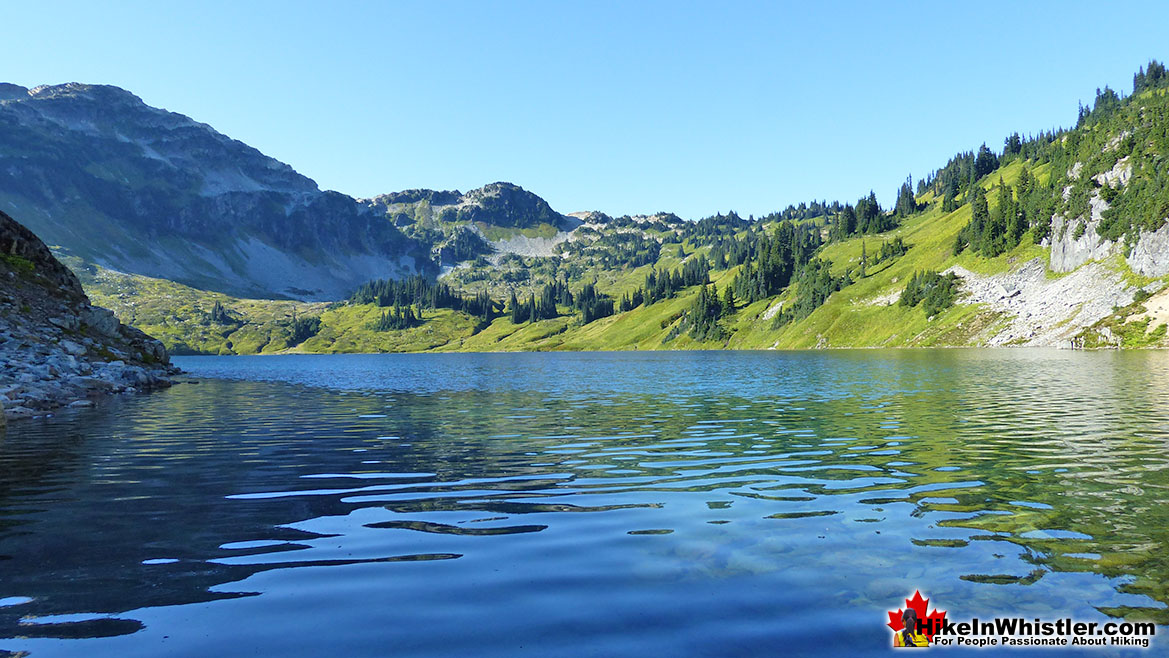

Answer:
[932,145,1001,212]
[871,236,909,266]
[555,230,662,269]
[1133,60,1168,95]
[506,280,617,325]
[620,255,712,308]
[591,232,661,268]
[762,199,845,223]
[574,282,616,324]
[730,222,821,304]
[681,211,754,242]
[617,288,645,313]
[953,168,1056,257]
[351,275,497,323]
[920,61,1167,239]
[771,259,848,326]
[1084,60,1169,243]
[1099,165,1169,243]
[827,192,895,242]
[708,233,755,270]
[921,133,1062,211]
[371,305,420,331]
[894,177,920,217]
[435,228,491,264]
[507,282,563,324]
[1077,87,1123,129]
[899,271,960,317]
[287,315,321,345]
[667,283,731,342]
[207,301,237,325]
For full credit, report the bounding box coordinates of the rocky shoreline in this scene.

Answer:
[1,209,178,424]
[0,307,178,421]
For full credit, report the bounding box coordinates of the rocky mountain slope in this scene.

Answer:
[1,209,177,422]
[364,182,582,264]
[0,83,426,301]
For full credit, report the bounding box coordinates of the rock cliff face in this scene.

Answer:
[1128,223,1169,277]
[1,209,177,422]
[1047,157,1169,276]
[0,83,428,301]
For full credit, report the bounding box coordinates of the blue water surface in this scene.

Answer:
[1,350,1167,657]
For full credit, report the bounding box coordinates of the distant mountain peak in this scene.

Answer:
[25,82,146,105]
[0,81,428,300]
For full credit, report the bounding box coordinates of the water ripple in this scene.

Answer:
[1,349,1167,656]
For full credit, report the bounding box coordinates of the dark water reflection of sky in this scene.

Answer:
[1,350,1167,657]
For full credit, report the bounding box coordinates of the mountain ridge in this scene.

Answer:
[0,82,425,300]
[4,64,1169,354]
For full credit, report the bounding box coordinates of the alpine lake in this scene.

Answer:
[1,350,1167,656]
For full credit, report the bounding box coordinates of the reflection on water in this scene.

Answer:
[1,350,1167,656]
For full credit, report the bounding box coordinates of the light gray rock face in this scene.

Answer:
[2,208,178,422]
[1128,221,1169,277]
[1048,157,1143,273]
[1048,209,1120,273]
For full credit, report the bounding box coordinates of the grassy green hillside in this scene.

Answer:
[58,62,1169,354]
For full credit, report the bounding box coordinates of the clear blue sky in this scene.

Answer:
[4,1,1167,219]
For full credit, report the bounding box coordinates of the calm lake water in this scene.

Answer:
[2,350,1168,656]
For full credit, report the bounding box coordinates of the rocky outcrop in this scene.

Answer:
[366,182,579,262]
[1,209,177,422]
[1048,211,1119,273]
[1046,157,1168,277]
[454,182,567,229]
[1048,159,1124,272]
[366,182,573,232]
[1129,222,1169,277]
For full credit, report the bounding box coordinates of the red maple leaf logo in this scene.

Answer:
[887,590,947,641]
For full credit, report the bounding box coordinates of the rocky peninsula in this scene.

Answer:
[1,209,177,424]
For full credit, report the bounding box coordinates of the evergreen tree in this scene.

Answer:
[1134,60,1166,94]
[973,143,998,180]
[371,304,419,331]
[509,291,521,324]
[894,176,918,217]
[1003,132,1022,159]
[208,301,235,325]
[1001,180,1024,249]
[722,285,736,314]
[980,178,1008,257]
[830,205,858,241]
[942,175,960,212]
[288,314,322,345]
[954,184,989,255]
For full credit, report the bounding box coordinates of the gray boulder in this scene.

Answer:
[82,306,121,337]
